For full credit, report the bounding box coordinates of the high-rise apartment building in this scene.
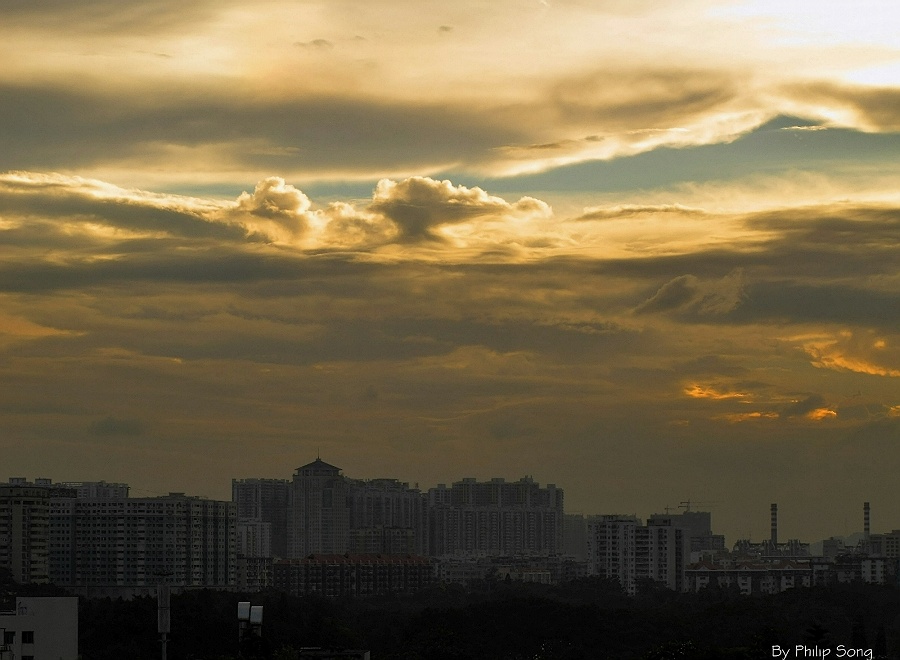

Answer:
[586,515,638,592]
[346,478,428,555]
[639,518,688,591]
[238,463,429,559]
[563,514,588,561]
[289,459,349,557]
[0,479,51,584]
[49,489,235,591]
[427,477,564,557]
[648,510,725,559]
[586,515,688,594]
[232,478,291,558]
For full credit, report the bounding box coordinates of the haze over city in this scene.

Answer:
[1,0,898,544]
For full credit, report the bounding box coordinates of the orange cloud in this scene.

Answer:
[806,408,837,421]
[684,383,751,401]
[716,411,779,423]
[802,336,900,378]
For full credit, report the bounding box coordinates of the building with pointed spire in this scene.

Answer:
[289,459,349,557]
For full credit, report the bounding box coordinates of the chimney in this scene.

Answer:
[770,503,778,546]
[864,501,870,541]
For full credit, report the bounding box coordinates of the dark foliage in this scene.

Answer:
[6,577,900,659]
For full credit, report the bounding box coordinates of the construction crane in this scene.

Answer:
[662,501,717,514]
[679,500,717,513]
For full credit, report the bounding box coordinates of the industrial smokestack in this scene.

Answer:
[864,501,870,541]
[770,503,778,546]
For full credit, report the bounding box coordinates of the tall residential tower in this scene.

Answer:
[289,459,349,556]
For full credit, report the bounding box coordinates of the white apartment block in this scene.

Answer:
[586,515,688,595]
[638,519,689,591]
[586,515,637,593]
[49,491,236,591]
[0,597,78,660]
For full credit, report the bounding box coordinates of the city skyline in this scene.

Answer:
[1,470,889,549]
[1,1,898,545]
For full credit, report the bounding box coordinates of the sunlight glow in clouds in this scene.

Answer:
[1,0,897,185]
[684,384,752,402]
[806,408,838,421]
[1,0,898,541]
[716,412,780,423]
[802,334,900,378]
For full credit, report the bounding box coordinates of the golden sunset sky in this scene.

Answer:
[1,0,898,541]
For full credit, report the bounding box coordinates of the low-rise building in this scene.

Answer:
[274,554,433,597]
[685,559,812,595]
[810,555,897,586]
[732,538,810,559]
[236,556,274,592]
[0,597,78,660]
[237,520,273,558]
[861,530,900,558]
[433,554,590,587]
[433,556,494,586]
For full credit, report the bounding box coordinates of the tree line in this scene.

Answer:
[3,569,899,659]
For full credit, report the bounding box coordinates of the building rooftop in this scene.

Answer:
[295,458,342,475]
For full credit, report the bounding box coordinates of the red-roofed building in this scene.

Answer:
[273,553,433,597]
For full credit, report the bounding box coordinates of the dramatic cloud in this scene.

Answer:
[634,271,745,317]
[230,177,313,241]
[683,383,752,402]
[1,1,897,185]
[0,172,237,243]
[369,177,551,241]
[0,172,558,252]
[782,394,830,419]
[800,332,900,378]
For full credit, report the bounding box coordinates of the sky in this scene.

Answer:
[1,0,898,543]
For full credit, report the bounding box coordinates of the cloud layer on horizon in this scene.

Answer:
[1,171,898,540]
